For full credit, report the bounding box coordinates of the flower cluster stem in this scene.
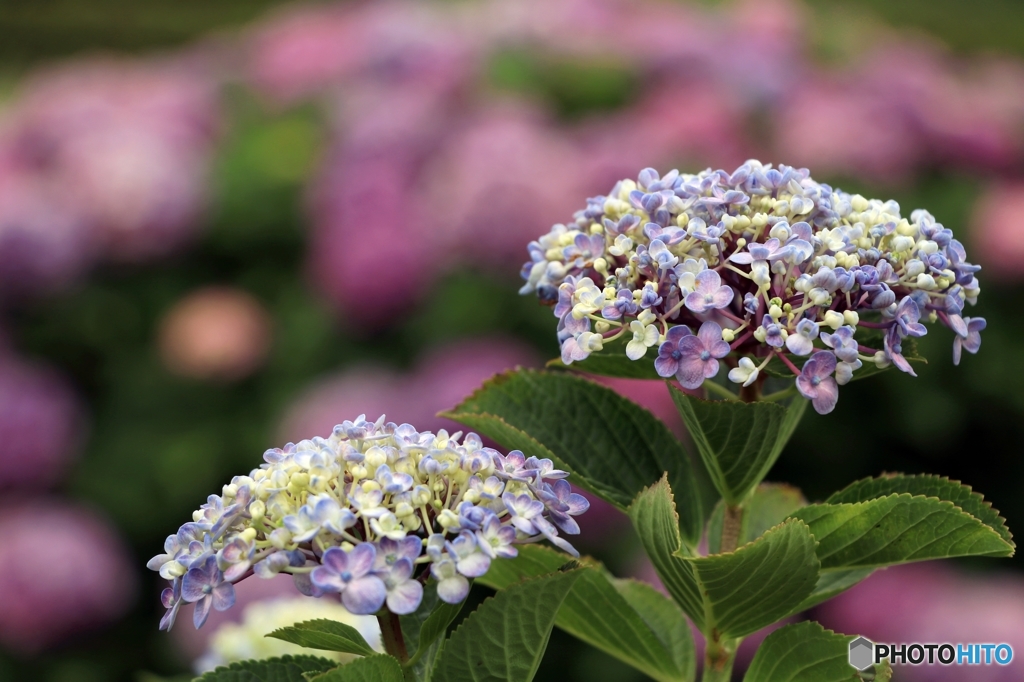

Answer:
[720,504,743,554]
[702,641,737,682]
[378,611,409,664]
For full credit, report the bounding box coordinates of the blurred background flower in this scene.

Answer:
[0,0,1022,680]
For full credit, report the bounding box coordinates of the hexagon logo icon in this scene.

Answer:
[849,636,875,671]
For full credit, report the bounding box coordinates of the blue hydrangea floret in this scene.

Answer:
[148,415,588,629]
[521,160,984,414]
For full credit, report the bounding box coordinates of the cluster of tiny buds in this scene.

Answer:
[148,415,588,629]
[521,161,984,413]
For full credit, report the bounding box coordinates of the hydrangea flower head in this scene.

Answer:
[522,161,984,414]
[149,415,588,628]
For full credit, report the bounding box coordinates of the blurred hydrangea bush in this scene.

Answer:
[0,0,1023,681]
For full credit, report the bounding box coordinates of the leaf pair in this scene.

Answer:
[629,473,1015,645]
[630,476,820,639]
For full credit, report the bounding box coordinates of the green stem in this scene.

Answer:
[701,504,744,680]
[702,638,737,682]
[719,504,744,554]
[378,611,409,664]
[760,385,798,402]
[703,381,741,402]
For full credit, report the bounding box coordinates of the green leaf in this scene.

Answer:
[431,568,582,682]
[194,655,338,682]
[545,337,661,379]
[825,474,1014,546]
[403,587,465,670]
[266,620,376,658]
[307,656,404,682]
[442,369,704,546]
[669,388,807,503]
[792,493,1015,571]
[689,519,820,639]
[707,483,807,554]
[795,569,876,612]
[477,544,695,682]
[744,621,891,682]
[627,476,705,627]
[629,477,820,638]
[613,579,696,682]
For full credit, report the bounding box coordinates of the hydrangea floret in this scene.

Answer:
[147,415,588,629]
[520,160,984,414]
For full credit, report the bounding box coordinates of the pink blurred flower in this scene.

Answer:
[0,58,219,265]
[972,182,1024,282]
[305,41,472,328]
[247,0,475,104]
[158,287,274,382]
[421,104,591,272]
[0,356,83,491]
[0,499,136,654]
[411,337,540,431]
[0,160,95,296]
[279,337,539,443]
[581,83,748,191]
[773,76,921,183]
[817,563,1024,681]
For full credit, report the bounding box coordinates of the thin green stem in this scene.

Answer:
[703,381,741,402]
[719,504,744,554]
[760,385,798,402]
[701,639,737,682]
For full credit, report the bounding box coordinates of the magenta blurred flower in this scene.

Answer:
[0,159,95,296]
[247,0,475,104]
[421,105,592,272]
[773,76,920,183]
[279,337,538,443]
[0,355,83,491]
[0,58,219,268]
[972,182,1024,282]
[0,499,136,654]
[818,564,1024,682]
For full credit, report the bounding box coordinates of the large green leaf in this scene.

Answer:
[825,474,1014,546]
[744,621,891,682]
[627,476,705,626]
[308,656,404,682]
[442,369,704,546]
[793,494,1015,571]
[669,388,807,504]
[194,655,338,682]
[477,544,695,682]
[629,477,820,638]
[707,483,807,554]
[431,568,582,682]
[545,337,661,379]
[266,620,376,657]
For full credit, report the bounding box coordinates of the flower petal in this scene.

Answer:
[341,576,387,615]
